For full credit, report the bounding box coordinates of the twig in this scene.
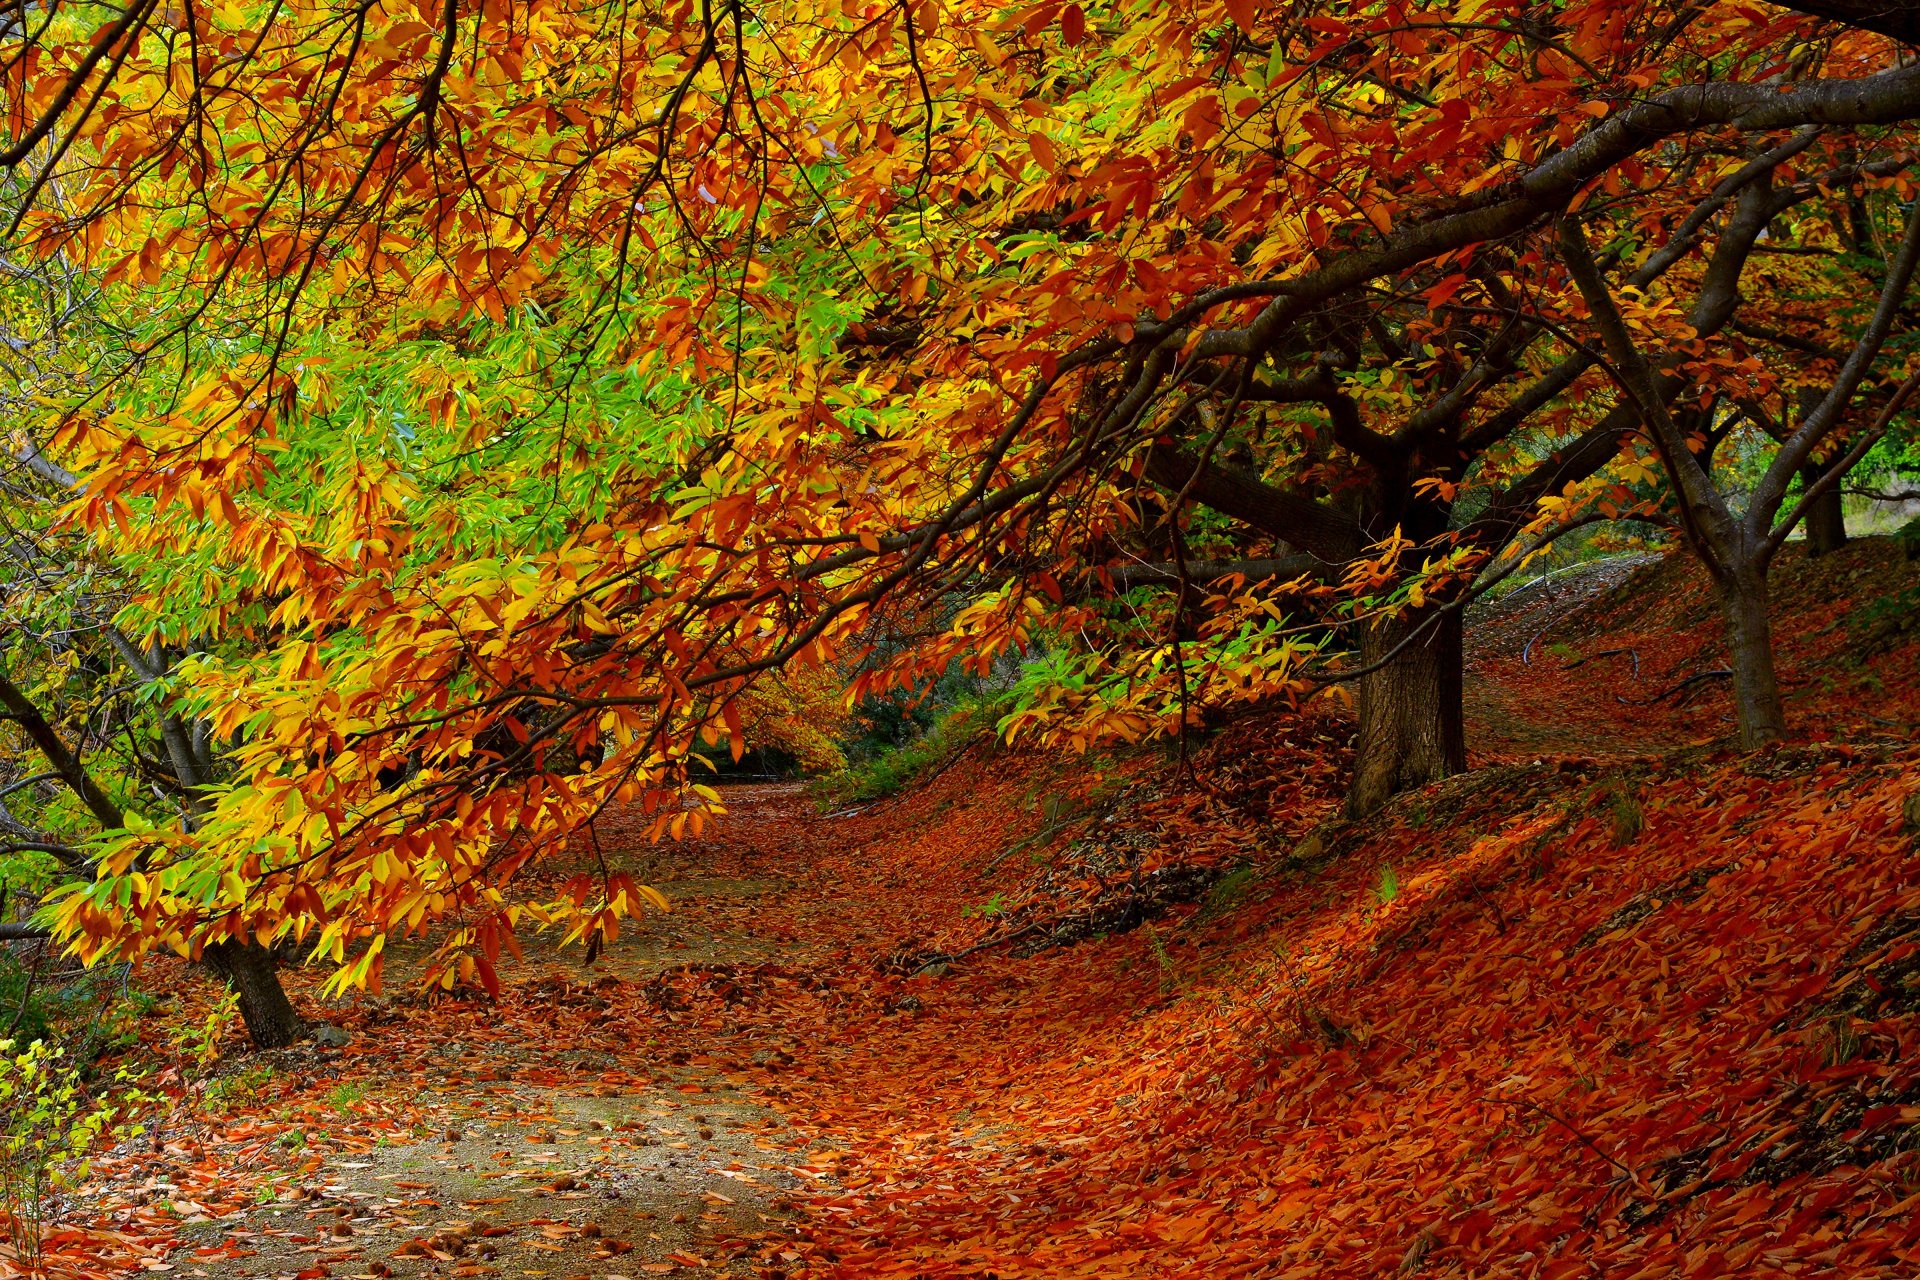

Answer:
[5,935,47,1036]
[1621,669,1732,706]
[1490,1095,1640,1183]
[1560,647,1641,679]
[920,918,1049,967]
[982,813,1084,873]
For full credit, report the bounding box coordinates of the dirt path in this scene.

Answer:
[187,1074,794,1280]
[149,777,1033,1280]
[1462,553,1677,759]
[177,864,813,1280]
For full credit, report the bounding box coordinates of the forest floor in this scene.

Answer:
[11,537,1920,1280]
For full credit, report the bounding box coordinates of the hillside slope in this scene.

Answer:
[583,541,1920,1276]
[605,746,1912,1277]
[1466,537,1920,758]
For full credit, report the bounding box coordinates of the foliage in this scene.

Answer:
[0,1040,133,1273]
[810,695,1007,808]
[168,991,242,1077]
[0,0,1913,1027]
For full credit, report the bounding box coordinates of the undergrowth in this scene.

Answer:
[0,958,156,1064]
[811,696,1008,809]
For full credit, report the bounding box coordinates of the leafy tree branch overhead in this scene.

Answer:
[0,0,1918,1016]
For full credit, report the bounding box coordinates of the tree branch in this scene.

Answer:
[0,665,126,830]
[1143,445,1362,563]
[1097,555,1325,593]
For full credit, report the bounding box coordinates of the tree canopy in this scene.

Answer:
[4,0,1920,1030]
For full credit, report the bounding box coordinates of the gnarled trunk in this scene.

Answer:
[1799,463,1847,557]
[203,939,304,1049]
[1716,568,1787,748]
[1347,607,1466,817]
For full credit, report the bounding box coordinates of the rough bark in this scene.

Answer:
[1347,608,1466,818]
[203,939,305,1049]
[1715,567,1788,747]
[1800,463,1849,556]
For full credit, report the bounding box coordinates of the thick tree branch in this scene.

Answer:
[0,841,89,873]
[1749,195,1920,523]
[1135,65,1920,366]
[1788,0,1920,43]
[0,664,126,830]
[1143,445,1362,563]
[1467,177,1783,554]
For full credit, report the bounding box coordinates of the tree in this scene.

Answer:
[0,206,304,1047]
[1561,205,1920,745]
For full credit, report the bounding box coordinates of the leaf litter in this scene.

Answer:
[8,547,1920,1279]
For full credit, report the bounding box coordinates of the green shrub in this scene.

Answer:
[0,957,53,1048]
[0,958,157,1064]
[810,695,1008,808]
[0,1039,137,1271]
[1895,513,1920,560]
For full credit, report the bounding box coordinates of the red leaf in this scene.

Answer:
[1060,3,1085,45]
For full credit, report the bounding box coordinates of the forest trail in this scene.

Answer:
[138,858,815,1280]
[39,541,1920,1280]
[123,780,1006,1280]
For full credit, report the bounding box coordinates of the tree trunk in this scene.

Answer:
[1347,607,1466,817]
[1716,568,1788,748]
[203,940,304,1049]
[1799,463,1847,557]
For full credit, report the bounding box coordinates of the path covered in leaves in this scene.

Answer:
[16,542,1920,1279]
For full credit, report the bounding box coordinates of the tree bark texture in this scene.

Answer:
[1347,608,1466,818]
[1716,569,1789,748]
[203,939,305,1049]
[1799,464,1849,557]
